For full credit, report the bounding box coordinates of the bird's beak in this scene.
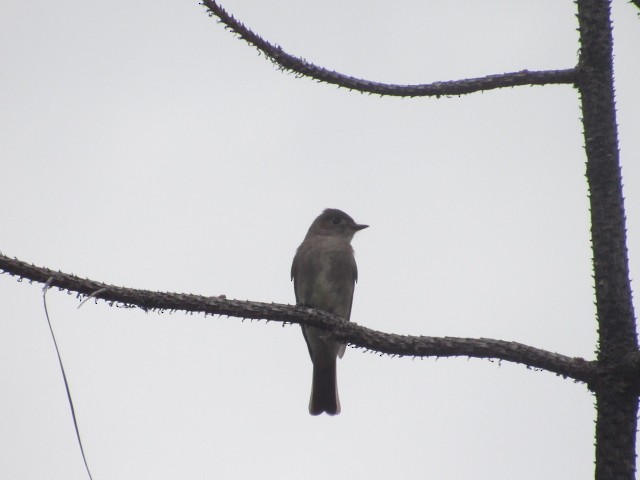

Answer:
[354,224,369,231]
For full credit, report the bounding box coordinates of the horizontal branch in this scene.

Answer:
[0,253,595,383]
[202,0,577,97]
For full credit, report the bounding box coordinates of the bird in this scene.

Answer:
[291,208,368,415]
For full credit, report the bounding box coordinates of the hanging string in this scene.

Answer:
[43,279,94,480]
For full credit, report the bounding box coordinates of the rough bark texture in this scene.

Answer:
[0,253,596,383]
[201,0,577,97]
[0,0,638,477]
[576,0,638,478]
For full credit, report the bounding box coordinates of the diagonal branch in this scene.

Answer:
[0,253,595,383]
[202,0,577,97]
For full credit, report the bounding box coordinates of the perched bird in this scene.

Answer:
[291,209,368,415]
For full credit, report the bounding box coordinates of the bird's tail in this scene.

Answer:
[309,361,341,416]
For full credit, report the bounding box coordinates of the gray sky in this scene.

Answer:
[1,1,639,479]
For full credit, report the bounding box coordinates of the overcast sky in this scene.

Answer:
[1,1,639,479]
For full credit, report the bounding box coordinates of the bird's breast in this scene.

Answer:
[294,241,355,319]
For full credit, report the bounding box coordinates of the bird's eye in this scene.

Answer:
[331,217,341,225]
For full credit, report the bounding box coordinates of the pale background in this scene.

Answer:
[1,1,639,479]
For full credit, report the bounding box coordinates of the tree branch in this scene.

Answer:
[0,253,594,383]
[201,0,577,97]
[576,0,639,477]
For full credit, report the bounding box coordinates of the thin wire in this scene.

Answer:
[77,288,107,310]
[43,280,94,480]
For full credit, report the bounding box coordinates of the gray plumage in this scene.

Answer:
[291,209,368,415]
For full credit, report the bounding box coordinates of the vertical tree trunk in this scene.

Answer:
[595,393,638,479]
[576,0,638,478]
